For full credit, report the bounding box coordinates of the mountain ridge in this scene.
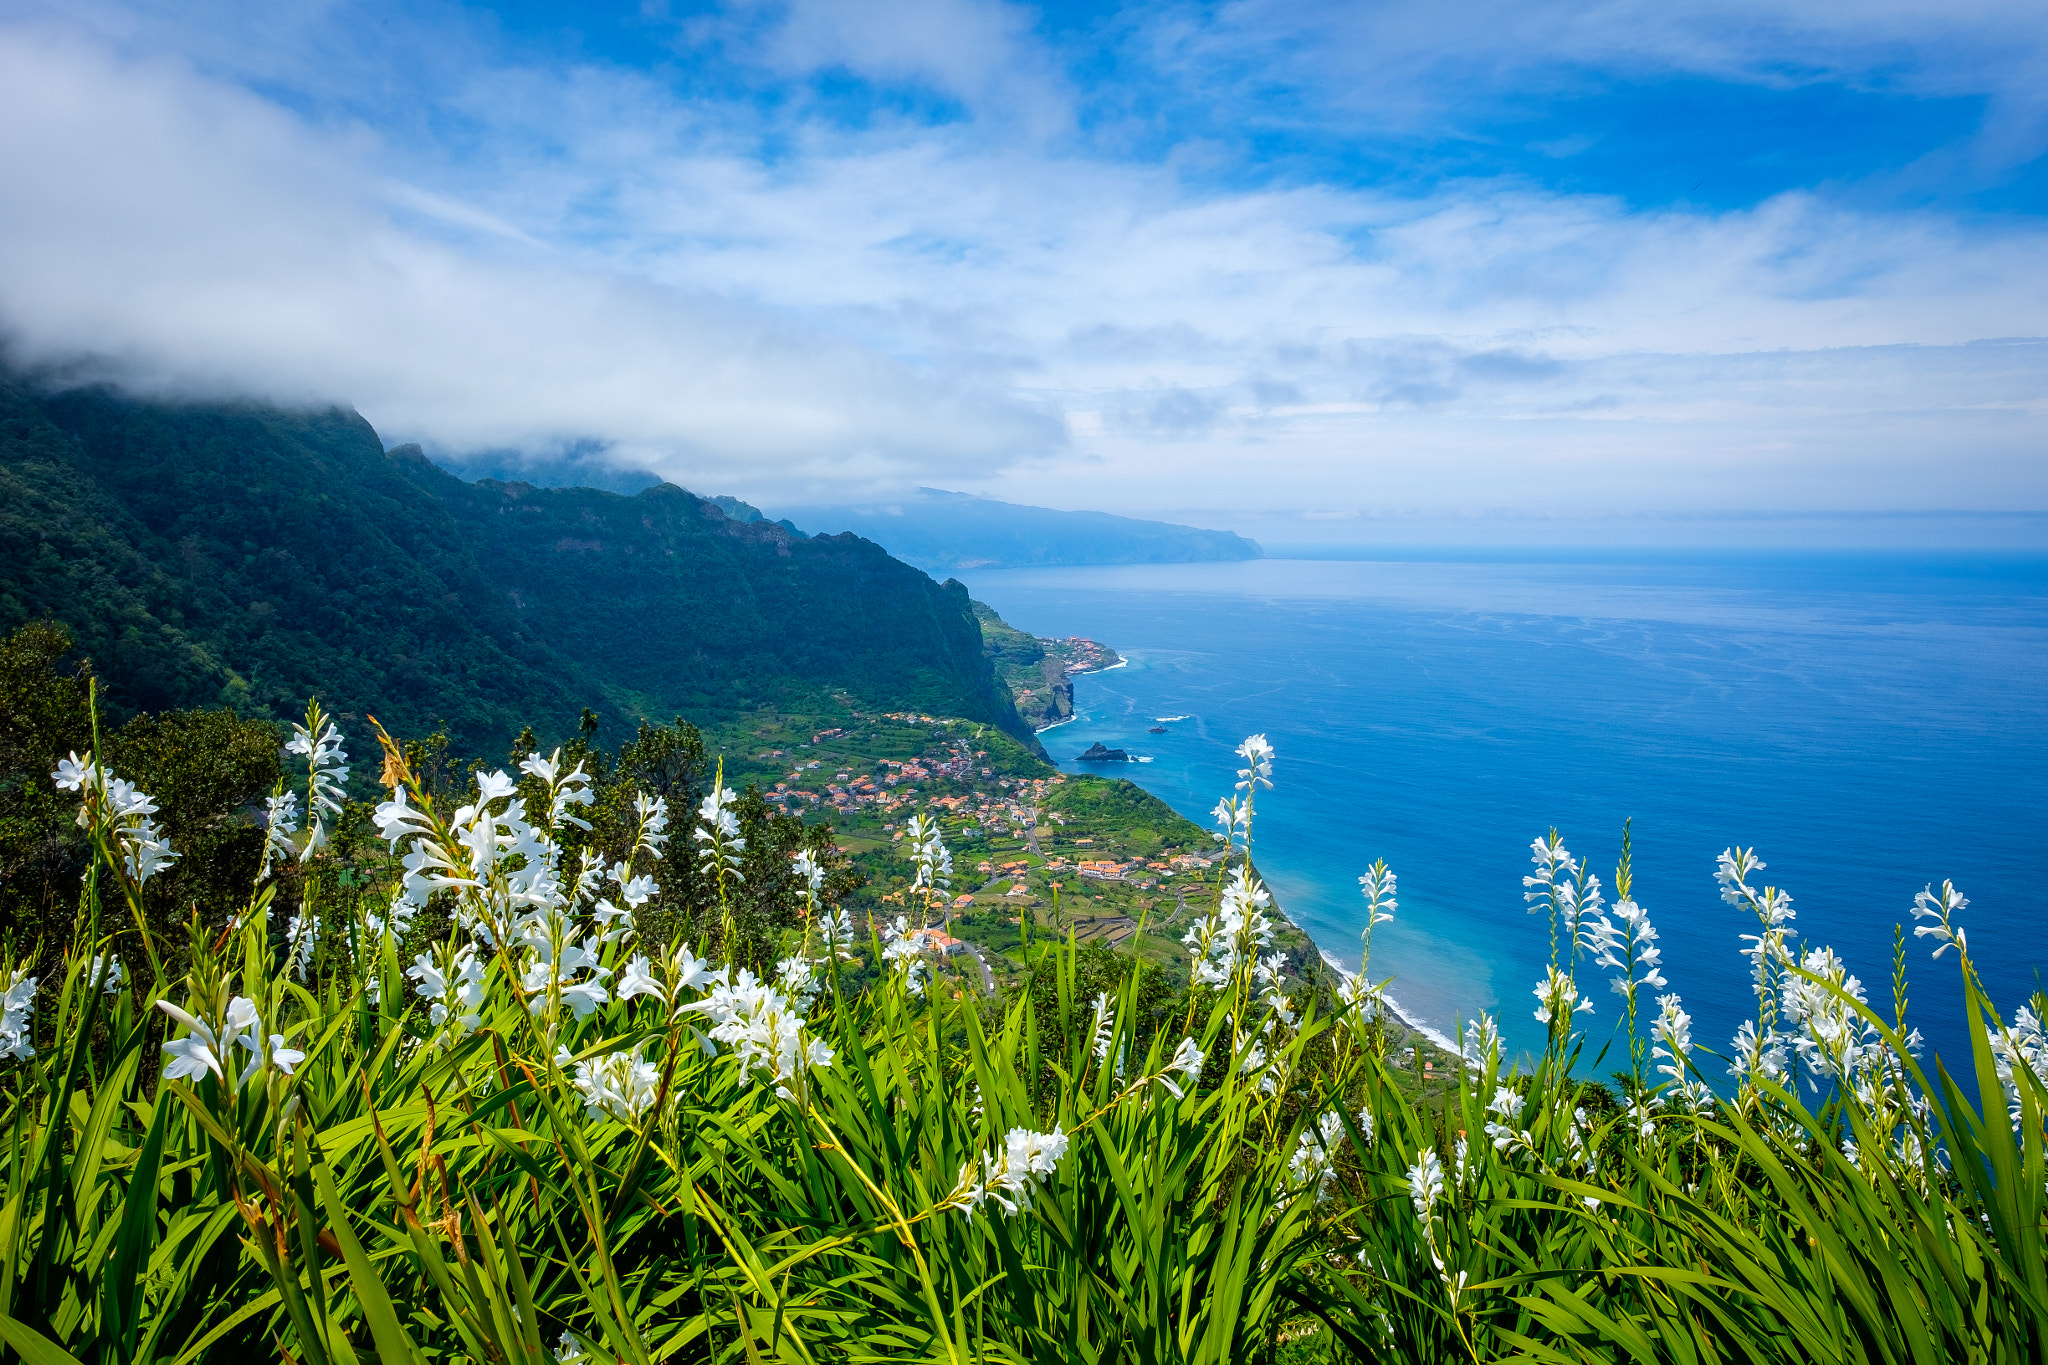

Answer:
[771,488,1263,572]
[0,373,1031,757]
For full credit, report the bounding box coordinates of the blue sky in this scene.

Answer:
[0,0,2043,540]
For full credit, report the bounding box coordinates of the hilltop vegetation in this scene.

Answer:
[0,370,1027,758]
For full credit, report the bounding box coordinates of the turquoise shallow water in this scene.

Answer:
[958,556,2048,1071]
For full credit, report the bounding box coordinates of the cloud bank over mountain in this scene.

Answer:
[0,0,2041,538]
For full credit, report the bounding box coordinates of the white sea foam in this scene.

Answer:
[1319,949,1462,1056]
[1154,715,1190,722]
[1034,715,1079,734]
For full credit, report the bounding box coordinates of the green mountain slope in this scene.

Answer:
[0,372,1028,755]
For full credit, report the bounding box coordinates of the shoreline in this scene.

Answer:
[1067,658,1129,677]
[1318,948,1461,1055]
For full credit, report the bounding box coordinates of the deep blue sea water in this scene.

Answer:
[958,556,2048,1074]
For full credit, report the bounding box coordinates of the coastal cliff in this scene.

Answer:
[972,600,1120,730]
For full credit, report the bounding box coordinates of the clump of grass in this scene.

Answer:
[0,706,2041,1363]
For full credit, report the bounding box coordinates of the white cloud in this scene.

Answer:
[0,5,2040,524]
[0,25,1060,487]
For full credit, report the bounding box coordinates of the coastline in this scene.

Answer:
[1318,949,1462,1055]
[1068,658,1129,676]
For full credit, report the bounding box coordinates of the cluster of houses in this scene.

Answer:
[766,737,1064,840]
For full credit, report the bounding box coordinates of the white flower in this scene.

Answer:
[1088,994,1115,1063]
[89,953,124,995]
[952,1125,1070,1219]
[1185,865,1276,989]
[372,788,435,849]
[0,971,37,1061]
[1358,862,1398,926]
[673,944,720,994]
[776,955,820,1009]
[1651,992,1710,1107]
[157,995,263,1087]
[1234,733,1274,793]
[285,910,320,979]
[52,751,96,792]
[556,1331,588,1363]
[474,769,518,803]
[1460,1013,1499,1069]
[261,790,301,874]
[157,1007,222,1082]
[568,1047,663,1123]
[793,849,824,894]
[1523,832,1578,915]
[520,750,595,831]
[1988,1003,2048,1131]
[1288,1110,1346,1199]
[695,785,746,880]
[1211,796,1247,838]
[1628,1095,1662,1140]
[631,792,671,856]
[288,714,350,851]
[241,1029,307,1086]
[1781,946,1883,1094]
[617,955,669,1004]
[58,754,181,887]
[590,899,637,942]
[408,948,486,1033]
[1407,1148,1445,1241]
[1910,880,1969,960]
[559,974,611,1019]
[1532,965,1592,1026]
[907,813,954,902]
[1483,1086,1531,1155]
[1727,1019,1790,1086]
[1153,1035,1205,1099]
[677,969,833,1093]
[817,906,858,955]
[1719,847,1797,1004]
[1591,899,1666,1007]
[881,916,930,996]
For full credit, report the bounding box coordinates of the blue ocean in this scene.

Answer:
[958,556,2048,1074]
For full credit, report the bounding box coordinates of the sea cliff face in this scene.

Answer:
[0,370,1028,754]
[971,600,1120,731]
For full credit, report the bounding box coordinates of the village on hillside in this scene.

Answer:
[717,695,1464,1096]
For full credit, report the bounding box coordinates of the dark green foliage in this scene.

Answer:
[0,370,1030,761]
[393,450,1024,744]
[0,622,282,952]
[0,621,92,949]
[109,707,282,939]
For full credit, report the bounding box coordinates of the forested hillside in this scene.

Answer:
[0,370,1028,755]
